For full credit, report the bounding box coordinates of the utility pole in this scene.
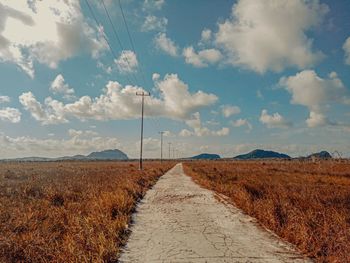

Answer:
[168,142,171,159]
[159,131,165,163]
[173,147,175,159]
[136,91,150,170]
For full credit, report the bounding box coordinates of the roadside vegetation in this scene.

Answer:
[184,160,350,262]
[0,161,173,262]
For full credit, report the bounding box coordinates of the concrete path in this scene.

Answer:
[119,163,310,263]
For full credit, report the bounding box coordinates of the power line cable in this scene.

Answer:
[84,0,135,86]
[118,0,149,89]
[117,0,164,133]
[100,0,140,85]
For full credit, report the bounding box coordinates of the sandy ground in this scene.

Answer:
[119,163,311,263]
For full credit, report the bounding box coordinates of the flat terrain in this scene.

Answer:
[120,163,309,262]
[0,161,173,262]
[184,160,350,263]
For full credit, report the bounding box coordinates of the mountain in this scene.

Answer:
[1,149,128,162]
[233,149,290,160]
[190,153,221,159]
[86,149,128,160]
[307,151,332,159]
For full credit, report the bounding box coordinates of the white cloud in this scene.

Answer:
[154,33,178,57]
[0,1,106,78]
[215,127,230,136]
[259,109,292,128]
[280,70,350,127]
[179,129,192,137]
[232,118,252,131]
[115,50,138,73]
[183,46,222,67]
[200,28,212,43]
[143,0,165,11]
[152,72,160,81]
[184,112,230,137]
[0,95,21,123]
[68,129,98,137]
[154,74,218,119]
[306,111,331,128]
[0,95,10,103]
[50,74,75,99]
[0,130,121,159]
[343,36,350,65]
[137,137,159,152]
[220,105,240,118]
[163,130,174,137]
[97,61,112,74]
[215,0,328,73]
[19,92,68,125]
[19,74,217,124]
[141,15,167,32]
[0,107,21,123]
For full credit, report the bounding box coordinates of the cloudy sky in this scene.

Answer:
[0,0,349,159]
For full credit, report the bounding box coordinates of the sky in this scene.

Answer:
[0,0,349,159]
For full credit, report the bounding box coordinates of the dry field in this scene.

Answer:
[0,161,173,263]
[184,160,350,263]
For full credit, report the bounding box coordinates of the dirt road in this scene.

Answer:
[119,163,310,262]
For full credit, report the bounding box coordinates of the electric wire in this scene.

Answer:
[84,0,135,86]
[117,0,149,90]
[100,0,140,85]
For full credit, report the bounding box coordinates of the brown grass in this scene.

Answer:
[183,160,350,263]
[0,161,173,262]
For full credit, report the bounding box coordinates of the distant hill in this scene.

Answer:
[2,149,129,162]
[190,153,221,160]
[233,149,290,160]
[86,149,128,160]
[307,151,332,159]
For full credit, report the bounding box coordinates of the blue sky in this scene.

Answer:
[0,0,349,158]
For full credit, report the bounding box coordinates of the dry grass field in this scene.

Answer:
[0,161,173,263]
[184,160,350,263]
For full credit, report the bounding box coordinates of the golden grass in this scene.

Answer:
[183,160,350,263]
[0,161,173,262]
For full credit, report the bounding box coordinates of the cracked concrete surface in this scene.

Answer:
[119,163,311,263]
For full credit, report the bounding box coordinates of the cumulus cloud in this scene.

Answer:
[306,111,332,128]
[0,107,21,123]
[183,46,222,67]
[143,0,165,11]
[68,129,98,137]
[200,28,212,43]
[0,1,106,78]
[154,33,178,57]
[115,50,138,74]
[220,105,240,118]
[50,74,75,99]
[343,36,350,65]
[19,74,217,125]
[0,130,121,159]
[0,95,10,103]
[137,137,160,152]
[280,70,350,127]
[215,0,328,73]
[152,72,160,81]
[232,118,252,131]
[179,129,192,137]
[0,94,21,123]
[142,15,167,32]
[182,112,230,137]
[19,92,68,125]
[259,109,292,128]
